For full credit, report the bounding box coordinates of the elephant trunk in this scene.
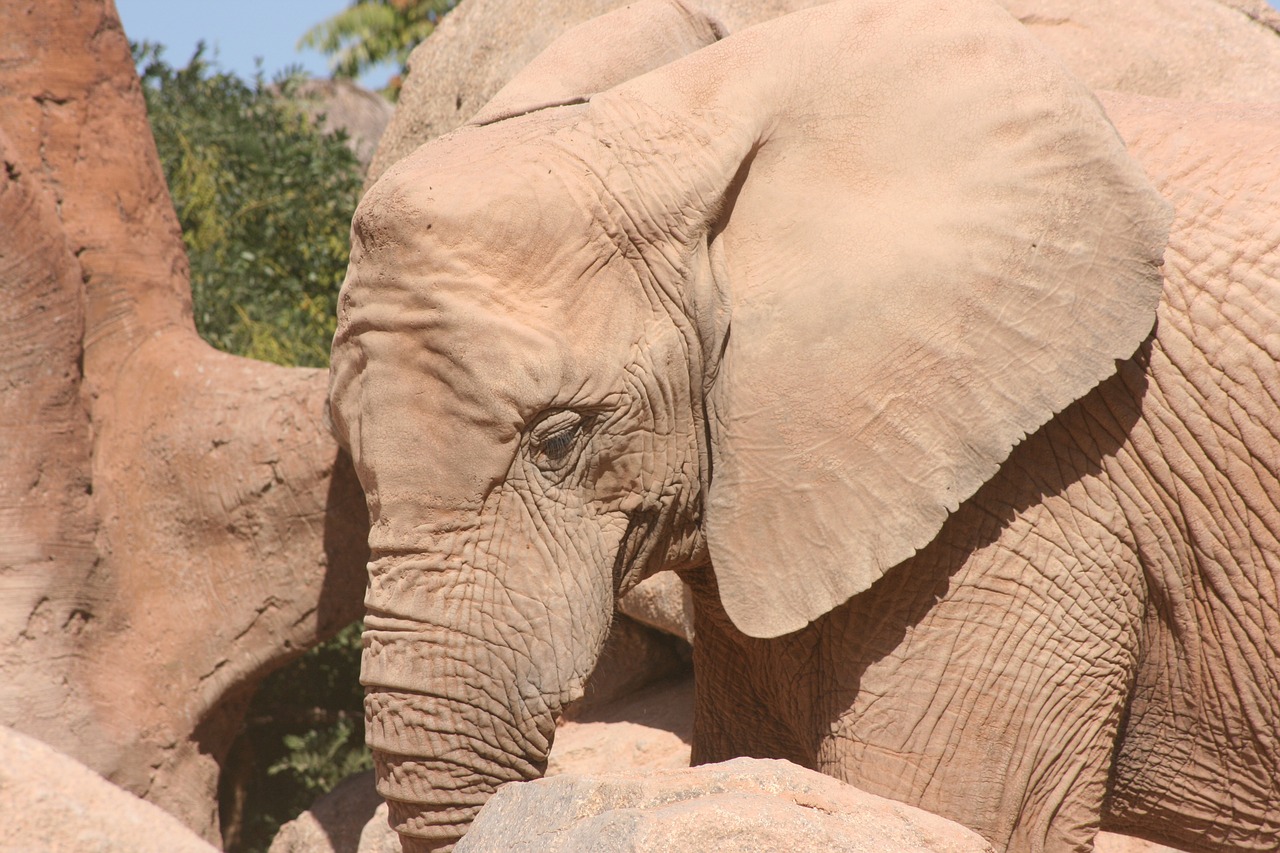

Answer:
[360,580,562,851]
[364,692,549,852]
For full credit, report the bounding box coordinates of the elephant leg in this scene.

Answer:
[686,565,818,770]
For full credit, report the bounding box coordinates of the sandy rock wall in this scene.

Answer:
[0,1,370,842]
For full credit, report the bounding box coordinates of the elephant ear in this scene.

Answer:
[469,0,726,127]
[588,0,1170,638]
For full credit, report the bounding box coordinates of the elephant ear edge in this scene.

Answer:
[468,0,726,127]
[592,0,1171,638]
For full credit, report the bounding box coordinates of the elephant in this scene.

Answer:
[326,1,1280,850]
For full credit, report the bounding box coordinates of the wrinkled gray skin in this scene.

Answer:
[328,1,1279,851]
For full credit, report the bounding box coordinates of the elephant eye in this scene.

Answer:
[529,410,586,476]
[543,425,578,459]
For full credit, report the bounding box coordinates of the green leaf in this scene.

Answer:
[298,0,459,97]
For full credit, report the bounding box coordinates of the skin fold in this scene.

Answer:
[327,1,1277,850]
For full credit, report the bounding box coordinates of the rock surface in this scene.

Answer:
[455,757,996,852]
[273,672,1185,853]
[0,725,218,853]
[1094,835,1187,853]
[290,79,395,170]
[268,771,387,853]
[367,0,1280,185]
[0,1,370,842]
[550,673,693,775]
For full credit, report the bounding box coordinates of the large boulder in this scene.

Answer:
[455,757,996,853]
[0,726,218,853]
[367,0,1280,185]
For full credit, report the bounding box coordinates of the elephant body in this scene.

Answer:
[692,95,1280,852]
[329,2,1279,850]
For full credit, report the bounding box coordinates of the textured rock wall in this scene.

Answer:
[0,0,370,841]
[0,725,219,853]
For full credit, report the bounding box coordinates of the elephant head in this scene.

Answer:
[327,1,1169,848]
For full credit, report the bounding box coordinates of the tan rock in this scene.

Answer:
[0,1,370,842]
[455,756,997,852]
[368,0,1280,186]
[1094,833,1189,853]
[0,726,218,853]
[269,771,386,853]
[290,79,395,170]
[550,673,693,776]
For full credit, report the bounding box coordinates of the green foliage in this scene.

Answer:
[269,716,372,795]
[231,622,370,852]
[299,0,458,97]
[135,42,362,367]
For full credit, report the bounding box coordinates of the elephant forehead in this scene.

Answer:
[359,307,566,425]
[350,112,620,298]
[336,254,644,411]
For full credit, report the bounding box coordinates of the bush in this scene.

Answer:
[226,623,370,852]
[136,42,363,367]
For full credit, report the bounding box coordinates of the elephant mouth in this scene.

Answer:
[614,508,659,593]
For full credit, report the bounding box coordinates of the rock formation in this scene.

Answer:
[290,79,395,170]
[0,0,369,842]
[0,725,219,853]
[456,757,997,853]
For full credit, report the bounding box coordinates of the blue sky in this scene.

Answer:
[115,0,401,89]
[116,0,1280,91]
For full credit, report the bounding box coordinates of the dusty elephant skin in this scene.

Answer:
[328,1,1278,852]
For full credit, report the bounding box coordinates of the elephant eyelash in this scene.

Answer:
[542,425,578,459]
[528,410,589,476]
